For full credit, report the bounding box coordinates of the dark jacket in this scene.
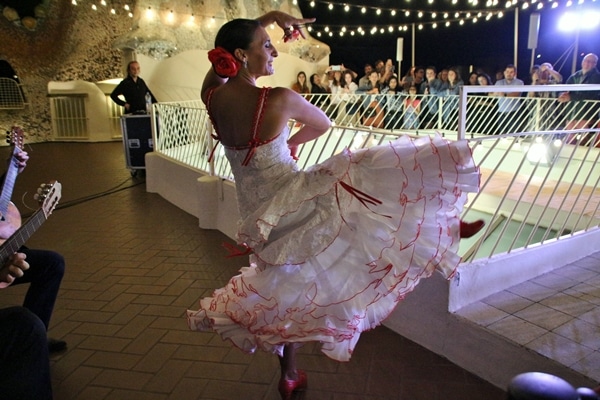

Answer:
[565,68,600,102]
[110,76,156,114]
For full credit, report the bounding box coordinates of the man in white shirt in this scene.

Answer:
[494,64,524,134]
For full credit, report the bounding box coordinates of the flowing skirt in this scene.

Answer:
[187,134,480,362]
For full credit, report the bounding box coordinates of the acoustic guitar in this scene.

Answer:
[0,126,25,240]
[0,181,61,256]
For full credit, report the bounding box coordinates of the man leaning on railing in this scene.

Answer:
[557,53,600,131]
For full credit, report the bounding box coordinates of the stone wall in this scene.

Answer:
[0,0,327,143]
[0,0,131,141]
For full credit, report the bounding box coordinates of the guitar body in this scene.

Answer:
[0,181,61,265]
[0,127,25,243]
[0,202,22,242]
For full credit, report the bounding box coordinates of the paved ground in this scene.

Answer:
[0,141,505,399]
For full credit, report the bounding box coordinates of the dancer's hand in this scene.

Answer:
[257,11,315,40]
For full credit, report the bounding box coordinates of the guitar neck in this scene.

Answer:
[0,146,20,218]
[0,209,44,264]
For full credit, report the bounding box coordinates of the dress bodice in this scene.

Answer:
[225,130,299,218]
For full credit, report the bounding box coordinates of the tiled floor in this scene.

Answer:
[0,141,510,399]
[458,251,600,384]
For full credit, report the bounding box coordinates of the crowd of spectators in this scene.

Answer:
[289,53,600,133]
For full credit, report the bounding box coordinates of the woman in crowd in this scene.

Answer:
[477,72,493,89]
[337,70,359,125]
[308,73,330,113]
[187,11,482,400]
[467,71,479,86]
[291,71,310,94]
[403,84,421,129]
[327,68,344,120]
[467,72,495,133]
[358,70,384,127]
[442,67,464,129]
[381,76,404,130]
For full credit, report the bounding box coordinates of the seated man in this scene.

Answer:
[0,253,53,399]
[1,148,66,354]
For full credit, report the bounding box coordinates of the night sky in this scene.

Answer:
[297,0,600,81]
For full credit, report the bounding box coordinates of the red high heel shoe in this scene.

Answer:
[460,219,485,239]
[278,370,308,400]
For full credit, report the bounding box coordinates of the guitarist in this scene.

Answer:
[0,147,67,354]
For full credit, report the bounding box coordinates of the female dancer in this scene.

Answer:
[188,11,482,399]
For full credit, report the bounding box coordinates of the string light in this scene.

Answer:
[66,0,597,40]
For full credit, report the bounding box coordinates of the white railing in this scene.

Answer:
[49,95,89,140]
[152,84,600,261]
[0,77,27,109]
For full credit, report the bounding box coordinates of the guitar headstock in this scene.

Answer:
[6,126,24,150]
[34,181,62,219]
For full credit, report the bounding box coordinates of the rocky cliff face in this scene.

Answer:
[0,0,327,142]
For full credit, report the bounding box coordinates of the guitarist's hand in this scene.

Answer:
[13,150,29,174]
[0,252,29,288]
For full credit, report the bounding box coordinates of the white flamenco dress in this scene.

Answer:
[187,88,480,362]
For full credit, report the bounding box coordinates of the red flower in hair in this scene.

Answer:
[208,47,239,78]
